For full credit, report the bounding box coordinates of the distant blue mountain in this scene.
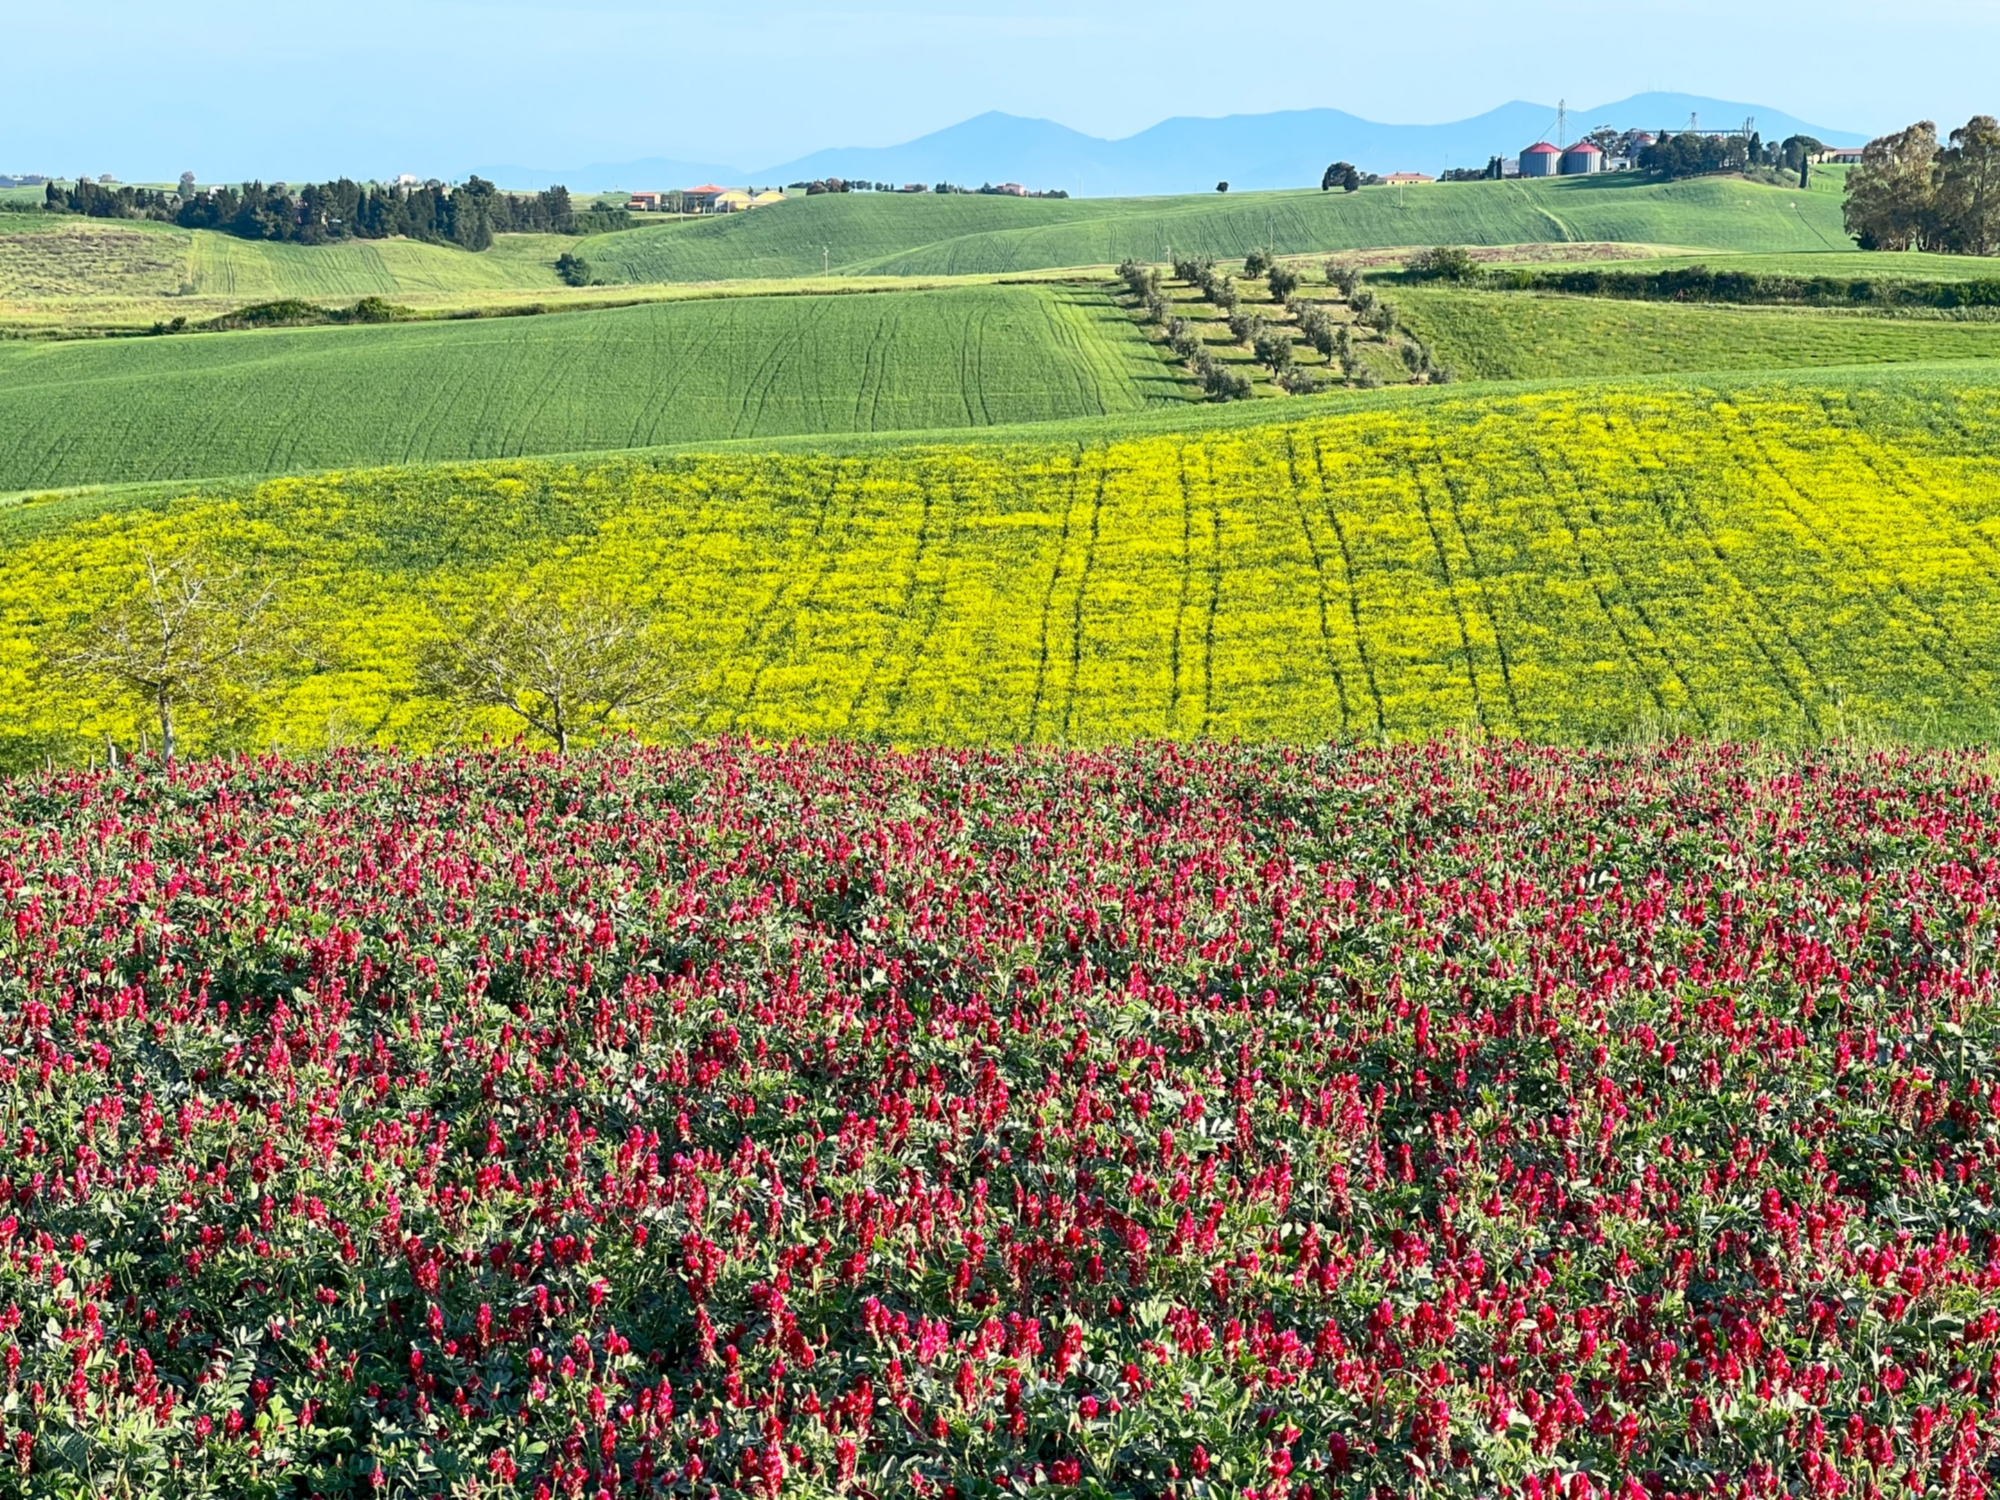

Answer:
[759,94,1865,197]
[496,94,1865,199]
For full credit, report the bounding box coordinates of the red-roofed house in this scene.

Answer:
[1519,142,1560,178]
[682,184,731,212]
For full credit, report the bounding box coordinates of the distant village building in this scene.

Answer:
[1519,142,1561,177]
[995,183,1028,196]
[681,185,730,213]
[1815,148,1864,165]
[1558,141,1604,175]
[625,191,668,211]
[1383,172,1434,186]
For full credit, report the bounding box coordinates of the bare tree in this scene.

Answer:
[420,586,692,754]
[46,552,279,762]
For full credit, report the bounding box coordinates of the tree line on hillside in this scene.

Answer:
[1844,116,2000,254]
[791,178,1068,197]
[1400,248,2000,306]
[40,176,628,249]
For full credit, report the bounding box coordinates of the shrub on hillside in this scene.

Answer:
[1243,247,1274,278]
[1405,244,1476,281]
[1266,263,1300,302]
[1325,259,1362,298]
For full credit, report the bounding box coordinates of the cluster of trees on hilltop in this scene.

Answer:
[1844,117,2000,254]
[40,177,626,249]
[1639,130,1823,182]
[787,178,1068,197]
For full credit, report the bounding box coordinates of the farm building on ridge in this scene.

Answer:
[1519,142,1560,177]
[1383,172,1434,186]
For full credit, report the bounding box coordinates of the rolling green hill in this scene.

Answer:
[0,282,1177,491]
[0,213,572,331]
[5,363,2000,765]
[4,173,1859,334]
[1396,287,2000,381]
[580,175,1855,284]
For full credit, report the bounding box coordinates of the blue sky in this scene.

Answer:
[7,0,1993,181]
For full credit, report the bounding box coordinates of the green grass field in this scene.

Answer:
[580,175,1855,284]
[0,282,1179,490]
[6,363,2000,765]
[1396,287,2000,380]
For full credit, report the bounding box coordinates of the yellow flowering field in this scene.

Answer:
[5,373,2000,763]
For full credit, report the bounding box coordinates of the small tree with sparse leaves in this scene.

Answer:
[43,551,288,762]
[420,585,695,755]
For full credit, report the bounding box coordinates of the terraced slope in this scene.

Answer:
[7,367,1999,765]
[0,283,1176,489]
[582,175,1855,284]
[1396,287,2000,380]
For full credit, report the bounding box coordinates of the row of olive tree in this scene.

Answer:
[44,553,692,762]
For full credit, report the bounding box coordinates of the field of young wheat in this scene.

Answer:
[0,284,1177,490]
[4,369,1998,765]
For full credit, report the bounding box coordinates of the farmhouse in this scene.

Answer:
[681,184,730,212]
[1383,172,1434,186]
[625,191,668,211]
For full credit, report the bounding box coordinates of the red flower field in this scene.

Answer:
[2,739,1999,1499]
